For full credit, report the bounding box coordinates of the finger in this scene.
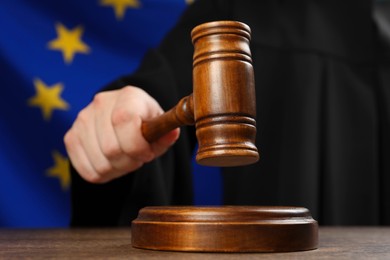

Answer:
[111,87,162,161]
[151,128,180,158]
[109,155,144,175]
[74,105,123,182]
[93,91,122,160]
[64,128,99,183]
[94,100,146,174]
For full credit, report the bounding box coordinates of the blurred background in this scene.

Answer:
[0,0,221,228]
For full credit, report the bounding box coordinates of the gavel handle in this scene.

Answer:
[141,95,195,143]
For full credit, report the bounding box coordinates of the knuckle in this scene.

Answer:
[100,140,122,159]
[111,106,136,127]
[76,166,106,184]
[80,165,112,184]
[75,109,89,126]
[125,147,154,162]
[63,130,73,147]
[91,92,106,108]
[122,85,143,96]
[63,130,81,153]
[86,174,107,184]
[95,162,113,176]
[122,160,144,174]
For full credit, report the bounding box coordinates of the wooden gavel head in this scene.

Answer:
[142,21,259,167]
[191,21,258,167]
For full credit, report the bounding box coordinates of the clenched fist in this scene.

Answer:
[64,86,180,184]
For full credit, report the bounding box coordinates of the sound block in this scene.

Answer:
[131,206,318,252]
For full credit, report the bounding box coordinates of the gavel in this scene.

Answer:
[141,20,259,167]
[132,21,318,253]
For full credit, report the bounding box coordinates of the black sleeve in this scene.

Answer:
[70,0,232,227]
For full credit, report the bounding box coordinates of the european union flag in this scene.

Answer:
[0,0,195,227]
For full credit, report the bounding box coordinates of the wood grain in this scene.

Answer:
[131,206,318,252]
[141,21,259,167]
[1,227,390,259]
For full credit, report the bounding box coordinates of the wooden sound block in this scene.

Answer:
[131,206,318,253]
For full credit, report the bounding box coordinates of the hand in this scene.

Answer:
[64,86,180,183]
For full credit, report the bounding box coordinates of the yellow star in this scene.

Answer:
[48,23,90,64]
[47,150,70,191]
[100,0,141,20]
[28,78,69,121]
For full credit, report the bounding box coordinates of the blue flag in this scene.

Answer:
[0,0,221,227]
[0,0,194,228]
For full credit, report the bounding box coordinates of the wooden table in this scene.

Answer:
[1,227,389,259]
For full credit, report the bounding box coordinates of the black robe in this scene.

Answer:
[71,0,390,226]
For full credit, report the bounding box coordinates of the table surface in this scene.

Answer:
[1,227,389,259]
